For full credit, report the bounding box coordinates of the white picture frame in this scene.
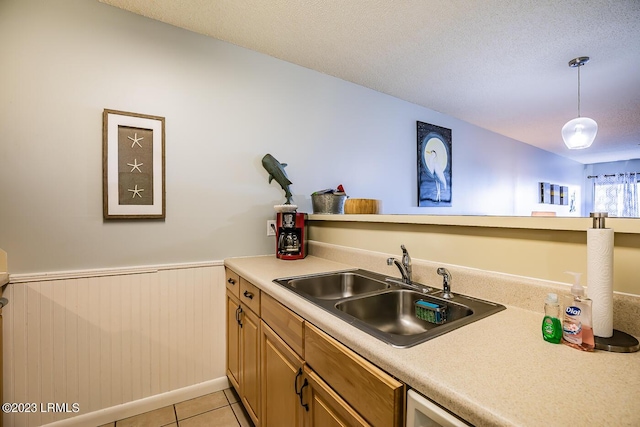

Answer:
[103,109,165,219]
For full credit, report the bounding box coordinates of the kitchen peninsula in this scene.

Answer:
[225,238,640,426]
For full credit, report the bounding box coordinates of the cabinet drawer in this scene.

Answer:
[305,323,405,427]
[261,293,304,358]
[225,268,240,299]
[240,277,261,315]
[304,365,369,427]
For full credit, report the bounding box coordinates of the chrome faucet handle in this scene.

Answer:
[437,267,453,299]
[401,245,410,263]
[400,245,412,282]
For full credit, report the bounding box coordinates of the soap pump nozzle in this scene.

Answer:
[565,271,584,297]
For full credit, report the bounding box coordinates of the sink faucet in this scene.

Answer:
[437,267,453,299]
[387,244,412,284]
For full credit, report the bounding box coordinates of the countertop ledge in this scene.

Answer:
[224,253,640,427]
[308,213,640,234]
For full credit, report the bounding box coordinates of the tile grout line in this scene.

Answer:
[224,389,243,427]
[230,405,242,427]
[225,392,242,427]
[111,390,244,427]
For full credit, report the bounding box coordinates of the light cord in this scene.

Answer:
[577,64,581,118]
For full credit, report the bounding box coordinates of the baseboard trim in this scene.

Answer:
[42,377,230,427]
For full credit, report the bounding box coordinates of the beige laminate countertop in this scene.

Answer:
[225,255,640,427]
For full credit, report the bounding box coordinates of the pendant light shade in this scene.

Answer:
[562,56,597,150]
[562,117,598,149]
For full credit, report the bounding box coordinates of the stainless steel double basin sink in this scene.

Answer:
[273,269,505,348]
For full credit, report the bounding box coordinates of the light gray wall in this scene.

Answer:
[0,0,584,274]
[586,159,640,175]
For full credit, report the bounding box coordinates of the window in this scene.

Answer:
[592,173,639,217]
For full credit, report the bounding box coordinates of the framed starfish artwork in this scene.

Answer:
[103,109,165,219]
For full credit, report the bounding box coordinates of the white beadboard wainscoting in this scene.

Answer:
[2,262,228,427]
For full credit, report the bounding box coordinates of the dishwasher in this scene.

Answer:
[406,389,471,427]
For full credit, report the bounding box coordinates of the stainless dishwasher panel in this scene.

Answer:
[406,389,471,427]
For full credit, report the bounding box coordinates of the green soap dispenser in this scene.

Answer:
[542,293,562,343]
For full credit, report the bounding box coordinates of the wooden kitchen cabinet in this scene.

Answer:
[226,290,241,390]
[260,292,306,427]
[226,268,240,298]
[261,345,367,427]
[225,267,261,426]
[226,267,242,390]
[261,293,304,358]
[240,303,261,425]
[225,267,406,427]
[305,323,405,427]
[303,365,369,427]
[240,277,261,315]
[261,321,305,427]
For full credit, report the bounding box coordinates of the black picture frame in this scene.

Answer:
[417,121,452,207]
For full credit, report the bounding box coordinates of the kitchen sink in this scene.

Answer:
[335,289,473,335]
[274,269,505,348]
[287,271,390,300]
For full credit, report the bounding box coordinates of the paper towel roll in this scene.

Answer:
[587,228,614,338]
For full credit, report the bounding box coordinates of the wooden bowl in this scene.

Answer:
[344,198,381,214]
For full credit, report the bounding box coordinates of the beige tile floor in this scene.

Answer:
[98,388,254,427]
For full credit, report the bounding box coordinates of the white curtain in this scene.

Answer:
[593,173,639,217]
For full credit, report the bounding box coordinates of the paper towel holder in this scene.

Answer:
[595,330,639,353]
[589,212,640,352]
[590,211,608,229]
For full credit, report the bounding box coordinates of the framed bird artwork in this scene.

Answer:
[417,121,452,207]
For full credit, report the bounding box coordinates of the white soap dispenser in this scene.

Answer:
[562,272,594,351]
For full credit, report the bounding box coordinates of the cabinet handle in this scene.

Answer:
[243,290,254,300]
[236,306,243,328]
[294,367,303,394]
[227,278,236,285]
[298,378,309,412]
[294,367,309,412]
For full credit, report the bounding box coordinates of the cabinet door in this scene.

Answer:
[261,321,305,427]
[240,305,261,426]
[303,366,369,427]
[305,323,404,426]
[226,291,240,391]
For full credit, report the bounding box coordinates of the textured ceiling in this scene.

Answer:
[100,0,640,164]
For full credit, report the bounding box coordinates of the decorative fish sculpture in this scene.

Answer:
[261,153,293,204]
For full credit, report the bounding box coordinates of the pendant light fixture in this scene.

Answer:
[562,56,598,149]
